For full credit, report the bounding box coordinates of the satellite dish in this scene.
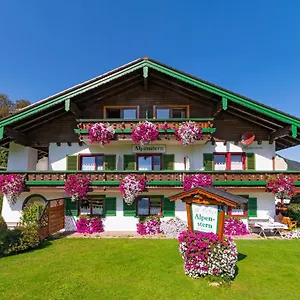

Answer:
[241,132,255,146]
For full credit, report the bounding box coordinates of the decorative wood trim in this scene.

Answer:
[217,208,225,239]
[269,125,292,142]
[186,202,192,230]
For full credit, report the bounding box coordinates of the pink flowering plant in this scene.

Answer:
[120,174,146,205]
[132,121,159,145]
[76,216,104,234]
[160,217,187,238]
[178,230,238,280]
[183,174,212,191]
[266,174,296,199]
[136,216,161,235]
[88,122,115,146]
[175,121,202,145]
[0,174,25,204]
[224,217,250,236]
[64,174,90,201]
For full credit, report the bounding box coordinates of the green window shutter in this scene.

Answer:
[163,197,175,217]
[124,155,136,170]
[123,199,136,216]
[203,153,214,171]
[66,155,78,170]
[65,198,78,216]
[162,154,174,170]
[248,197,257,217]
[246,153,256,170]
[104,155,116,170]
[104,197,117,216]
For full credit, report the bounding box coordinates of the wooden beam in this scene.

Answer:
[211,97,228,117]
[269,125,291,142]
[65,99,82,118]
[143,66,148,90]
[4,127,29,146]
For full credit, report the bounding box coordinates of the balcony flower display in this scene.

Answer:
[0,174,25,204]
[64,174,90,201]
[266,174,296,200]
[178,230,238,280]
[88,122,115,146]
[136,216,161,235]
[160,217,187,238]
[175,121,202,145]
[120,174,146,205]
[183,174,212,191]
[132,121,159,145]
[224,217,250,236]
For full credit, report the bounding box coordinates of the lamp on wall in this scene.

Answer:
[184,156,190,171]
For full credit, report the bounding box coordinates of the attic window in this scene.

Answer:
[154,106,189,119]
[105,106,138,119]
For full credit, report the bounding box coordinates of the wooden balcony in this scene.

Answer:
[2,171,300,188]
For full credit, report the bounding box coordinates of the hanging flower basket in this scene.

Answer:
[175,121,202,145]
[0,174,25,204]
[183,174,212,191]
[266,174,295,199]
[132,121,159,145]
[88,122,115,146]
[64,174,90,201]
[120,174,146,205]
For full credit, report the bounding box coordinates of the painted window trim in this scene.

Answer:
[78,195,105,217]
[22,193,47,209]
[104,105,139,119]
[136,196,163,217]
[136,154,162,171]
[78,154,104,171]
[153,105,190,119]
[213,152,246,171]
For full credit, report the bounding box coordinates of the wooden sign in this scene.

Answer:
[132,144,166,153]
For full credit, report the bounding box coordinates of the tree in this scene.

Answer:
[15,100,31,110]
[0,94,14,118]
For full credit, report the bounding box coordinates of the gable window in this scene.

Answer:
[79,196,104,216]
[214,153,245,171]
[105,106,138,119]
[137,197,162,216]
[154,106,188,119]
[137,154,161,171]
[80,155,104,170]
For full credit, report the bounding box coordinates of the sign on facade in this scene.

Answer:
[191,204,219,234]
[131,144,166,153]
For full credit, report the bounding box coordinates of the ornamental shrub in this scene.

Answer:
[76,216,104,234]
[20,202,44,228]
[224,218,250,236]
[160,217,187,238]
[136,216,161,235]
[0,215,7,230]
[286,204,300,225]
[178,230,238,281]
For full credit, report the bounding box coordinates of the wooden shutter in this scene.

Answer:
[104,155,116,170]
[203,153,214,171]
[66,155,78,170]
[246,153,255,170]
[65,198,78,216]
[248,197,257,217]
[124,155,136,170]
[162,154,174,170]
[104,197,117,216]
[163,197,175,217]
[123,199,136,216]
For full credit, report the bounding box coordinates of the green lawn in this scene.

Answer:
[0,238,300,300]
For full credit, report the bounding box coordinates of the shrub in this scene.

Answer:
[76,217,104,234]
[0,194,3,213]
[160,217,187,238]
[0,215,7,230]
[224,218,250,236]
[20,203,44,227]
[136,216,161,235]
[178,230,238,281]
[286,204,300,225]
[0,227,21,257]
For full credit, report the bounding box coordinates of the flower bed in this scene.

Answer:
[183,174,212,191]
[160,217,187,238]
[76,217,104,234]
[64,174,90,201]
[132,121,159,145]
[88,122,115,145]
[136,216,161,235]
[266,174,295,199]
[175,121,202,145]
[178,230,238,280]
[0,174,25,204]
[120,174,146,205]
[224,217,250,236]
[281,229,300,239]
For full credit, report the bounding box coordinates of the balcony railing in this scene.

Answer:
[1,171,300,187]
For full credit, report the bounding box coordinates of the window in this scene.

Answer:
[213,153,245,171]
[137,197,162,216]
[105,106,138,119]
[137,154,161,170]
[79,197,104,216]
[80,155,104,170]
[228,195,248,217]
[23,194,46,210]
[154,106,188,119]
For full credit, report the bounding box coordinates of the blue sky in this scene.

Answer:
[0,0,300,160]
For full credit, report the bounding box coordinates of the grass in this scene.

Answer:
[0,238,300,300]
